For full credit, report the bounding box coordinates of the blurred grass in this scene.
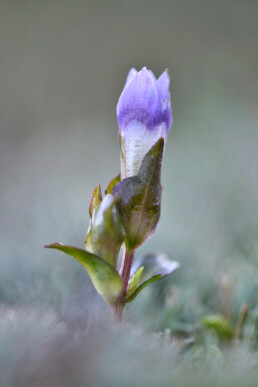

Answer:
[0,0,258,386]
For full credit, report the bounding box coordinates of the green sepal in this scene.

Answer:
[105,174,120,195]
[84,227,95,254]
[89,183,102,219]
[85,194,124,267]
[202,315,235,341]
[113,138,164,250]
[84,183,102,253]
[125,253,179,303]
[125,266,144,300]
[44,243,123,305]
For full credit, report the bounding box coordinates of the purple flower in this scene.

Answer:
[117,67,173,178]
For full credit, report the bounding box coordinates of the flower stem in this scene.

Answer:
[111,246,135,322]
[119,246,135,301]
[111,302,123,322]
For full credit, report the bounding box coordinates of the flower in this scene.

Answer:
[117,67,172,178]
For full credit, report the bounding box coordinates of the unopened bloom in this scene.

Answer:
[117,67,173,178]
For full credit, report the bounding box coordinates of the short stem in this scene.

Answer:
[119,246,135,301]
[111,246,135,322]
[111,302,123,323]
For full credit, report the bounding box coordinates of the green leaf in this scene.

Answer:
[202,315,235,341]
[44,243,123,305]
[113,138,164,250]
[125,274,162,303]
[84,183,102,253]
[89,183,102,219]
[125,253,180,303]
[105,174,120,195]
[126,266,144,300]
[85,194,124,267]
[84,226,95,254]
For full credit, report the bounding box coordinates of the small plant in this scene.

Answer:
[45,67,179,321]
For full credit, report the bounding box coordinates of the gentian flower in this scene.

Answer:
[45,65,179,321]
[117,67,173,178]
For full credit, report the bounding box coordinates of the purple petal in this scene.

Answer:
[152,70,173,132]
[155,69,170,99]
[117,67,158,130]
[125,68,138,87]
[148,69,157,82]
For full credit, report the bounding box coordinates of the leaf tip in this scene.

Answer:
[44,242,63,249]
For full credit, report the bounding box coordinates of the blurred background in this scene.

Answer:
[0,1,257,386]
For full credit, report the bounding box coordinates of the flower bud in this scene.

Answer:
[117,67,172,178]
